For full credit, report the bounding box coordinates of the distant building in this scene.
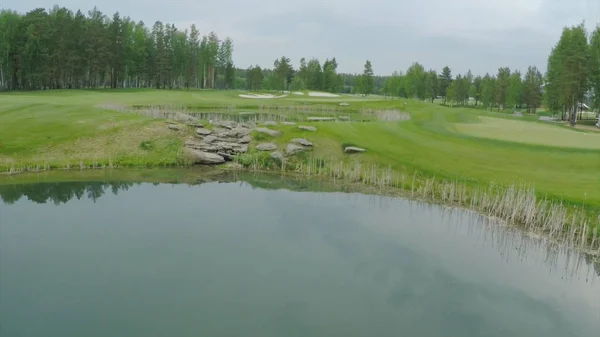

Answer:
[577,102,590,111]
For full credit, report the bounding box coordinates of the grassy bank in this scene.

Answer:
[1,89,599,249]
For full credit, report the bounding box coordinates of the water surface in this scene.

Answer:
[1,177,599,337]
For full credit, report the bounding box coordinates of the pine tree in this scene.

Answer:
[360,60,374,96]
[438,66,452,104]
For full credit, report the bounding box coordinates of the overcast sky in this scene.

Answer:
[4,0,600,75]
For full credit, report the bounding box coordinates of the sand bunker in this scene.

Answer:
[292,92,304,95]
[239,93,288,99]
[308,92,340,97]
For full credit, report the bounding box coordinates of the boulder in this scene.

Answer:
[307,117,335,122]
[344,146,366,153]
[338,116,350,121]
[214,121,236,130]
[298,125,317,132]
[226,127,251,138]
[256,142,277,151]
[234,144,248,153]
[173,114,198,124]
[286,143,309,155]
[270,151,285,162]
[217,152,235,161]
[186,149,225,165]
[339,102,350,106]
[263,121,277,126]
[185,139,204,149]
[212,127,229,135]
[290,138,313,147]
[196,128,212,136]
[168,124,182,131]
[255,127,282,137]
[238,135,252,144]
[281,121,297,125]
[203,135,217,144]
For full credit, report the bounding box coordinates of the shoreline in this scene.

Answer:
[1,165,598,258]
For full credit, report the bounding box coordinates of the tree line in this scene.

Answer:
[2,6,599,121]
[378,23,600,121]
[0,6,234,90]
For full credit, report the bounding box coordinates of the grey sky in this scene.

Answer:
[4,0,600,75]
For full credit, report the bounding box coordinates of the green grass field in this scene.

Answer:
[1,89,599,211]
[454,117,600,149]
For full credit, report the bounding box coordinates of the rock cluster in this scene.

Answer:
[185,122,251,164]
[178,120,317,165]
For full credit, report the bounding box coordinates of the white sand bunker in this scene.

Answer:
[239,93,288,99]
[292,91,304,95]
[308,92,340,97]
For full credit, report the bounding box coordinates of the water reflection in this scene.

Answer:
[1,176,598,281]
[1,177,599,336]
[0,181,138,205]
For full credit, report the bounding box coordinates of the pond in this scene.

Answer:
[1,172,599,337]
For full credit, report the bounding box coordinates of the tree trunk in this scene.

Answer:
[203,63,206,88]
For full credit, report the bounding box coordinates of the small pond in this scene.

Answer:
[1,171,598,337]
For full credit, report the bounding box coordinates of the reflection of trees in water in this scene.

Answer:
[2,176,598,279]
[0,181,138,205]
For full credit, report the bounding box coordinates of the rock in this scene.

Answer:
[298,125,317,132]
[203,135,217,144]
[238,122,253,129]
[344,146,366,153]
[263,121,277,126]
[281,121,297,125]
[338,116,350,121]
[186,149,225,165]
[217,152,235,161]
[238,135,252,144]
[270,151,285,161]
[307,117,335,122]
[255,127,282,137]
[173,114,198,124]
[196,128,212,136]
[214,121,236,130]
[168,123,182,131]
[212,127,229,135]
[290,138,313,147]
[256,142,277,151]
[226,127,251,138]
[185,138,203,148]
[286,143,309,155]
[339,102,350,106]
[234,144,248,153]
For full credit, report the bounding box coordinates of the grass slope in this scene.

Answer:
[1,89,599,210]
[454,117,600,149]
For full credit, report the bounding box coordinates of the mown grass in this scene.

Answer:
[1,88,599,213]
[454,117,600,149]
